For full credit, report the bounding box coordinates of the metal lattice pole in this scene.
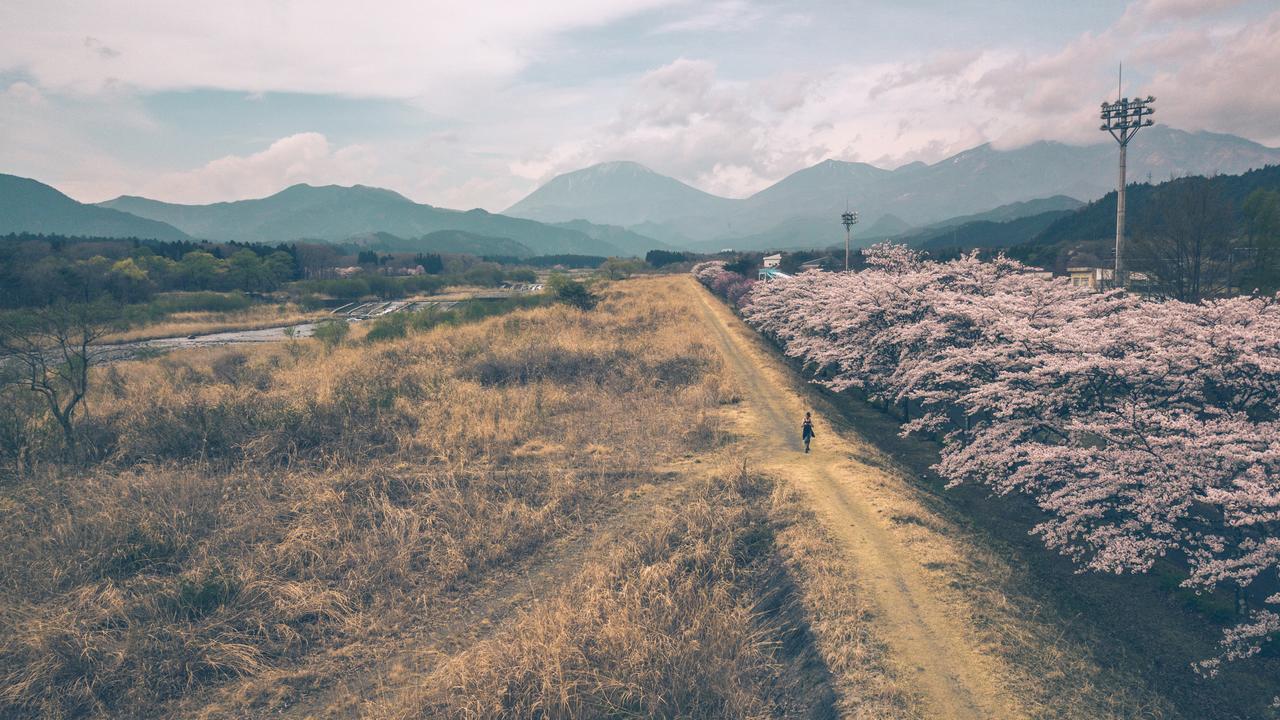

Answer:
[841,209,858,272]
[1100,83,1155,289]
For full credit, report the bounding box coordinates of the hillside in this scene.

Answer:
[507,128,1280,248]
[0,174,190,242]
[551,218,675,253]
[99,185,633,257]
[912,195,1084,233]
[342,230,534,257]
[690,195,1085,253]
[1031,164,1280,249]
[912,209,1078,252]
[898,164,1280,274]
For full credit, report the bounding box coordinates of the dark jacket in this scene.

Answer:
[802,419,815,439]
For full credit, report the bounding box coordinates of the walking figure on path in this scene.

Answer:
[802,412,815,453]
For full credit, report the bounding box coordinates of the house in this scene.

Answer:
[762,253,782,269]
[1067,266,1115,290]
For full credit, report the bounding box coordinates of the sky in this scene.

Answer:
[2,0,1278,210]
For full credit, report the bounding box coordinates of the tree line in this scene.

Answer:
[1,233,301,307]
[1011,169,1280,301]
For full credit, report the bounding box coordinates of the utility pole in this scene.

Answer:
[1099,65,1155,289]
[841,207,858,272]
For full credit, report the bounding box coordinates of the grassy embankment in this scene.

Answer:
[0,276,909,719]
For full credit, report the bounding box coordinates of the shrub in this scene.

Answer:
[312,319,349,351]
[554,280,599,310]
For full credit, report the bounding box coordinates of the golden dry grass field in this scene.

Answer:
[0,276,911,719]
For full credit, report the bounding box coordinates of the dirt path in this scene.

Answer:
[689,279,1025,720]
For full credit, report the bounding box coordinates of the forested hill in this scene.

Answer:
[916,164,1280,264]
[0,174,191,242]
[913,210,1078,251]
[1031,164,1280,248]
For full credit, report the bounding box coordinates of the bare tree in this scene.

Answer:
[0,302,119,452]
[1130,176,1234,303]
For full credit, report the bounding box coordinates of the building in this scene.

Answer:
[762,253,782,269]
[758,267,791,280]
[799,257,837,272]
[1067,266,1115,290]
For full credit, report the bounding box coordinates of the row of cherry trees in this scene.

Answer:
[692,260,756,309]
[719,244,1280,673]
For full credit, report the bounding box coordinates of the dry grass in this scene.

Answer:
[0,278,738,719]
[378,467,913,720]
[101,304,324,344]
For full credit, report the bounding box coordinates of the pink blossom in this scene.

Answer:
[738,244,1280,673]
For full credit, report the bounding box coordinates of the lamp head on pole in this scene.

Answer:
[841,210,858,231]
[1100,94,1155,146]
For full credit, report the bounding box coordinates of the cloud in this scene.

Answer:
[514,1,1280,202]
[652,1,764,34]
[1148,10,1280,145]
[3,80,45,106]
[1117,0,1249,31]
[141,133,378,203]
[0,0,677,100]
[82,36,120,60]
[6,0,1280,211]
[869,49,983,99]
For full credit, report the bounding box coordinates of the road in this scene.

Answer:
[688,278,1024,719]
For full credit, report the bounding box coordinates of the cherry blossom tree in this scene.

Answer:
[728,244,1280,674]
[692,260,755,310]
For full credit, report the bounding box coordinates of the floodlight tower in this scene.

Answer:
[841,208,858,272]
[1100,80,1155,289]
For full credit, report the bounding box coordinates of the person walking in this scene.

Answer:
[802,412,815,453]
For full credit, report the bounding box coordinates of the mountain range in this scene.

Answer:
[4,126,1279,258]
[97,184,651,257]
[341,230,536,257]
[505,127,1280,250]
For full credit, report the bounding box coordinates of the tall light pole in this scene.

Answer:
[841,209,858,272]
[1100,87,1155,289]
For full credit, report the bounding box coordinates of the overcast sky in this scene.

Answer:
[2,0,1278,210]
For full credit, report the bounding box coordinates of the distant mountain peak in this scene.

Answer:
[581,160,657,174]
[270,182,413,203]
[505,158,728,227]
